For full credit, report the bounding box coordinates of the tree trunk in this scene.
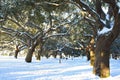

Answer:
[89,37,95,66]
[14,49,19,59]
[90,50,95,66]
[94,33,115,78]
[14,45,20,59]
[25,39,40,62]
[25,48,34,63]
[94,35,111,78]
[94,51,110,78]
[25,46,36,63]
[94,14,120,77]
[36,49,41,60]
[36,43,44,60]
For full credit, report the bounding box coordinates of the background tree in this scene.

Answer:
[0,0,87,62]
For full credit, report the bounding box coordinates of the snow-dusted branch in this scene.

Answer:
[33,32,41,40]
[20,32,33,39]
[43,32,70,39]
[0,19,5,22]
[103,0,119,17]
[7,17,25,29]
[84,17,95,25]
[74,0,105,28]
[0,26,32,39]
[43,12,80,36]
[0,26,16,34]
[25,21,42,30]
[19,45,27,51]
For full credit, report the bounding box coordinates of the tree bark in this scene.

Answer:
[89,37,95,66]
[36,49,41,60]
[25,46,36,63]
[94,28,120,78]
[14,45,20,59]
[25,39,40,62]
[25,40,38,63]
[36,42,44,60]
[93,35,111,78]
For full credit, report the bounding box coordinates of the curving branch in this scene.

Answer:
[74,0,105,29]
[0,25,32,39]
[102,0,119,17]
[43,32,70,40]
[25,21,42,30]
[7,17,25,30]
[95,0,106,20]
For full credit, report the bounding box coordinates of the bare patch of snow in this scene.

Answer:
[102,6,108,14]
[106,14,110,20]
[98,26,113,35]
[117,1,120,8]
[119,9,120,13]
[0,56,120,80]
[117,1,120,13]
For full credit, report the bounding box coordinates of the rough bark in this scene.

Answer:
[94,35,111,78]
[25,46,36,63]
[25,40,38,62]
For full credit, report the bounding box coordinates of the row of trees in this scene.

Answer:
[0,0,120,78]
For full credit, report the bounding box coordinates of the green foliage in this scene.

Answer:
[0,0,95,58]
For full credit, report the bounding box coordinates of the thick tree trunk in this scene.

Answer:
[94,33,115,78]
[94,35,111,77]
[25,45,36,63]
[94,50,110,78]
[94,14,120,77]
[25,39,39,62]
[25,42,37,63]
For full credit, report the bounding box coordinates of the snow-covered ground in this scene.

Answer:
[0,56,120,80]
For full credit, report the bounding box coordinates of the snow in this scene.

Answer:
[98,26,113,35]
[0,56,120,80]
[117,1,120,8]
[100,19,106,24]
[117,1,120,13]
[98,18,114,35]
[102,6,108,14]
[106,14,110,20]
[119,9,120,13]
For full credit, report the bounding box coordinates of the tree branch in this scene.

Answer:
[74,0,105,29]
[102,0,119,17]
[43,32,70,39]
[95,0,106,20]
[0,26,32,39]
[25,21,42,30]
[7,17,25,29]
